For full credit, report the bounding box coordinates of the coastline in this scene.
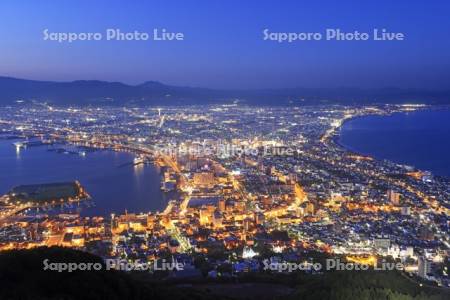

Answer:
[0,139,168,216]
[331,107,450,178]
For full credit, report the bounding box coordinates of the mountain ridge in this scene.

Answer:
[0,76,449,106]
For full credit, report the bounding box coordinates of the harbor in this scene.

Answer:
[0,139,169,216]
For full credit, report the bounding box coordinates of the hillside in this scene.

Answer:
[1,76,449,106]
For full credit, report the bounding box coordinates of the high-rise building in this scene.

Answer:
[387,189,401,206]
[218,198,226,212]
[212,211,223,228]
[418,256,432,279]
[243,218,252,232]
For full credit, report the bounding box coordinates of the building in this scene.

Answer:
[387,189,401,206]
[255,212,265,225]
[418,256,432,279]
[218,198,226,212]
[212,211,223,228]
[401,206,411,216]
[373,236,390,250]
[193,172,216,188]
[419,227,434,241]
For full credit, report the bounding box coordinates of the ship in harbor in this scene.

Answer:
[48,145,87,156]
[13,140,52,150]
[133,155,145,165]
[133,155,154,165]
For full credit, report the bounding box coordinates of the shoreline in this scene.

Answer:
[0,140,168,216]
[331,107,450,178]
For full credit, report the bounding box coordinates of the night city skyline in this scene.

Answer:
[0,1,449,299]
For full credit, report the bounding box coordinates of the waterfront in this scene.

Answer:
[339,109,450,177]
[0,105,448,289]
[0,139,168,216]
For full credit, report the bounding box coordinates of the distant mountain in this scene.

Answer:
[0,76,449,106]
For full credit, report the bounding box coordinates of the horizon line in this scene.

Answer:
[1,75,448,92]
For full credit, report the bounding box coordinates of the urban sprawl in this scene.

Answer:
[0,104,448,287]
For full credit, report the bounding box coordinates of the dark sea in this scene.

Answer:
[339,108,450,177]
[0,140,169,216]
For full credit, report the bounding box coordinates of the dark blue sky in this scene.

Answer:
[0,0,449,89]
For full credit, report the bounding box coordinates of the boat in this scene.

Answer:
[134,156,144,165]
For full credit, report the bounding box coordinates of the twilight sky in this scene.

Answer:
[0,0,449,89]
